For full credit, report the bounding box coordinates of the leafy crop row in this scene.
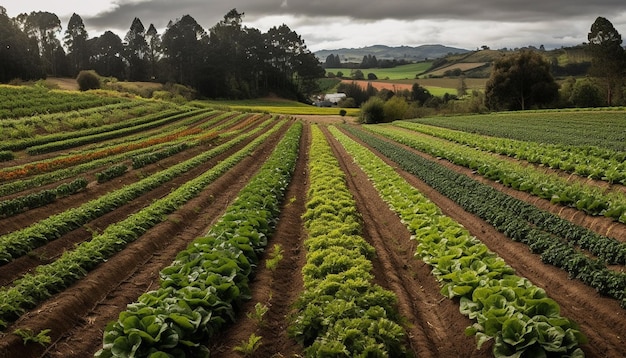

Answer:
[396,121,626,184]
[0,101,168,148]
[24,109,211,155]
[0,119,272,265]
[330,126,587,358]
[366,125,626,223]
[0,119,287,331]
[0,112,242,197]
[411,111,626,152]
[288,125,408,357]
[345,126,626,307]
[95,121,302,357]
[0,85,127,119]
[0,177,88,218]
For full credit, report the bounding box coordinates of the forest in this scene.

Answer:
[0,7,324,100]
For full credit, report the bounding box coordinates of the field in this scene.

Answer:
[341,77,488,97]
[326,62,433,80]
[0,85,625,357]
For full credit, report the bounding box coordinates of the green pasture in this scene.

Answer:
[197,98,360,116]
[326,62,432,80]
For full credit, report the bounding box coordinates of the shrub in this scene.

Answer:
[76,70,101,91]
[383,96,409,122]
[359,97,385,124]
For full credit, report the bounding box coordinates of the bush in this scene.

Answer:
[359,97,385,124]
[383,96,409,122]
[76,70,101,91]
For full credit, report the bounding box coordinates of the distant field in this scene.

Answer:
[412,109,626,151]
[341,77,488,96]
[326,62,432,80]
[199,97,360,116]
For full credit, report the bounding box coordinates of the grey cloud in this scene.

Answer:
[84,0,626,32]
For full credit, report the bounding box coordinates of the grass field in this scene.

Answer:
[197,97,360,116]
[325,62,432,80]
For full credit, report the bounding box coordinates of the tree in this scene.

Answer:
[0,7,43,82]
[89,31,125,79]
[411,83,432,104]
[485,50,559,110]
[162,15,208,86]
[16,11,65,76]
[64,13,89,75]
[145,24,162,80]
[124,17,149,81]
[457,75,468,97]
[587,17,626,106]
[570,79,603,108]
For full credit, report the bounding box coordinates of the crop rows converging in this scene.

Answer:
[95,121,302,357]
[288,125,409,356]
[365,125,626,223]
[330,126,587,358]
[0,116,284,330]
[344,125,626,308]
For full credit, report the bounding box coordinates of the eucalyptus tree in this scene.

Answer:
[485,50,559,111]
[161,15,208,87]
[0,6,43,81]
[587,16,626,106]
[124,17,149,81]
[145,24,162,81]
[15,11,65,75]
[89,31,125,79]
[64,13,89,75]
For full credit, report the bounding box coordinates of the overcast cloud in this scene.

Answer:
[4,1,626,51]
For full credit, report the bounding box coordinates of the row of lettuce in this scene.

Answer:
[396,121,626,185]
[0,110,246,197]
[367,125,626,224]
[330,126,587,358]
[345,125,626,307]
[0,85,129,119]
[287,125,408,356]
[0,118,282,330]
[95,121,302,357]
[0,114,268,265]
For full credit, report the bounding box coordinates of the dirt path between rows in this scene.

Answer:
[0,120,290,358]
[336,124,626,358]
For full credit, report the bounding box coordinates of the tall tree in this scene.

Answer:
[64,13,89,75]
[145,24,162,81]
[264,23,323,97]
[587,16,626,106]
[206,9,250,98]
[485,50,559,110]
[89,31,125,79]
[124,17,149,81]
[162,15,208,86]
[16,11,65,75]
[0,6,43,81]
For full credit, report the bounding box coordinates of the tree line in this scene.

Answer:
[0,7,324,99]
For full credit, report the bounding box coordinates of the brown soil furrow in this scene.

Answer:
[208,121,310,358]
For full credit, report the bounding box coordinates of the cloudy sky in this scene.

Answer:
[4,1,626,52]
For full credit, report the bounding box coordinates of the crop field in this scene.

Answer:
[0,86,624,358]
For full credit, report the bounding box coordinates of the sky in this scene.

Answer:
[3,1,626,52]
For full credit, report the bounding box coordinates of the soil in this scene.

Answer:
[0,115,624,358]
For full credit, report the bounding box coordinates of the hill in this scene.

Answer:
[314,44,471,63]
